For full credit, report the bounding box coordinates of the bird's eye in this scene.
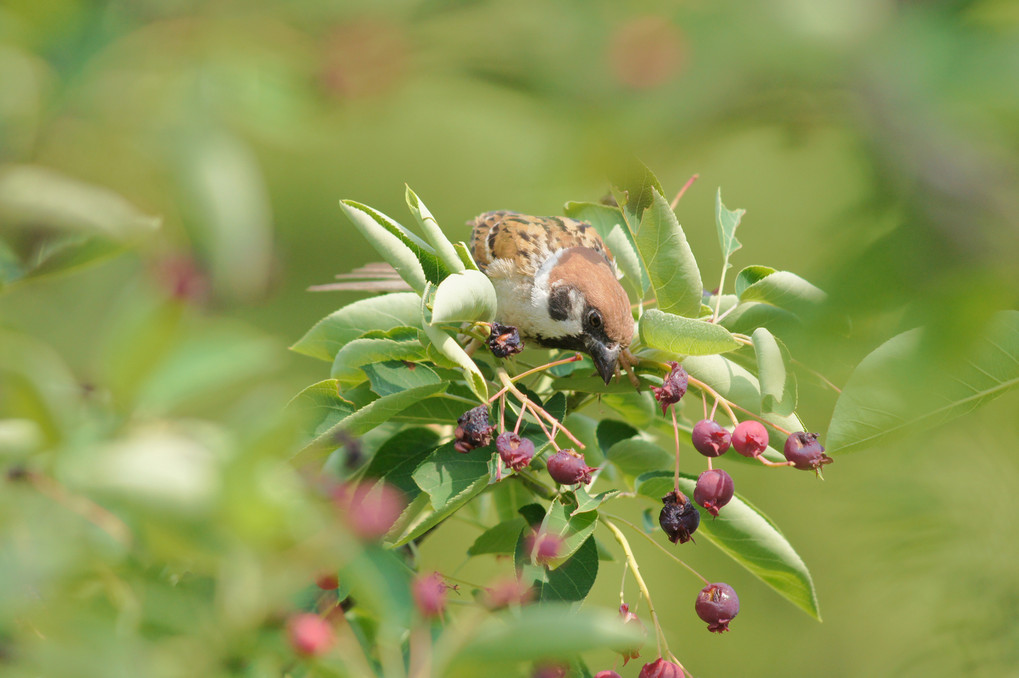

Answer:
[587,310,603,329]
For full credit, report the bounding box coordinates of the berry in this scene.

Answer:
[783,431,833,472]
[287,613,335,656]
[454,405,494,453]
[695,582,739,633]
[487,322,524,358]
[532,663,568,678]
[482,577,534,609]
[731,420,769,458]
[315,573,339,590]
[639,658,684,678]
[659,491,699,544]
[693,469,734,517]
[412,572,447,618]
[332,482,406,541]
[595,672,623,678]
[526,530,563,565]
[651,362,688,415]
[496,432,535,471]
[546,449,596,485]
[691,419,731,457]
[618,603,646,665]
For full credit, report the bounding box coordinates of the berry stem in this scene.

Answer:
[601,518,668,658]
[723,399,794,436]
[495,368,584,449]
[601,512,710,586]
[687,376,739,427]
[671,407,681,495]
[526,402,561,452]
[25,471,132,546]
[790,356,843,393]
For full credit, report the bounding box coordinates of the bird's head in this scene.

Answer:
[537,247,634,384]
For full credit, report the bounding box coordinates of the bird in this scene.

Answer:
[469,210,634,384]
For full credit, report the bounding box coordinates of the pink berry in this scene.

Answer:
[651,362,688,415]
[595,672,623,678]
[731,420,769,457]
[691,419,731,457]
[783,431,833,473]
[546,449,596,485]
[412,572,447,618]
[332,482,406,541]
[695,582,740,633]
[287,613,334,656]
[693,469,734,517]
[639,658,684,678]
[496,432,535,471]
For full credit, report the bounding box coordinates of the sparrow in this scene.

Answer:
[470,211,634,383]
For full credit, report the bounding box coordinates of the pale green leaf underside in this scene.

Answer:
[291,292,422,362]
[638,309,740,356]
[430,269,497,325]
[715,188,744,267]
[405,185,465,274]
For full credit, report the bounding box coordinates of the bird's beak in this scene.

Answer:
[588,340,621,385]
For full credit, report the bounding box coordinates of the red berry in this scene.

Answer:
[482,577,534,610]
[287,613,334,656]
[496,431,535,471]
[525,530,563,565]
[651,362,688,415]
[659,491,699,544]
[315,573,339,590]
[731,420,769,458]
[546,449,596,485]
[783,431,833,473]
[595,672,623,678]
[332,482,406,541]
[639,658,684,678]
[412,572,447,618]
[695,582,739,633]
[693,469,734,517]
[691,419,731,457]
[454,405,494,453]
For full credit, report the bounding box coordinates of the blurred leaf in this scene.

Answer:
[605,437,671,477]
[468,517,527,556]
[633,189,703,317]
[340,200,448,292]
[413,442,493,511]
[538,496,598,568]
[610,161,665,239]
[735,266,826,317]
[362,360,441,397]
[287,379,355,446]
[751,327,796,416]
[446,604,642,668]
[638,309,740,355]
[595,419,639,456]
[827,310,1019,454]
[715,188,744,272]
[330,336,427,385]
[363,427,440,498]
[291,292,422,362]
[387,462,491,548]
[429,269,497,325]
[405,186,464,274]
[636,471,820,620]
[535,536,599,602]
[341,546,413,633]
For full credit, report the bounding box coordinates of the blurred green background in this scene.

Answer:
[1,0,1018,676]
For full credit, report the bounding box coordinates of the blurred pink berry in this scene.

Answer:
[332,481,406,541]
[287,613,334,656]
[412,571,447,618]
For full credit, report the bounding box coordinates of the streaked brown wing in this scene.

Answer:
[469,211,612,274]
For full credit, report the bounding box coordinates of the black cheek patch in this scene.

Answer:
[548,286,572,321]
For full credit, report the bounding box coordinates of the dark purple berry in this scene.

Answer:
[454,405,494,453]
[496,432,535,471]
[783,431,833,473]
[651,361,688,415]
[691,419,731,457]
[546,449,596,485]
[731,420,769,458]
[487,322,524,358]
[693,469,734,517]
[638,658,684,678]
[695,582,739,633]
[659,491,699,544]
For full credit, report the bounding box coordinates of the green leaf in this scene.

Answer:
[715,188,744,269]
[638,309,740,355]
[468,518,527,556]
[572,487,621,514]
[386,467,490,547]
[604,437,672,477]
[405,185,464,274]
[421,288,488,401]
[537,496,598,568]
[751,327,796,416]
[331,337,426,385]
[339,200,445,292]
[536,536,599,602]
[286,379,355,447]
[735,266,826,317]
[362,360,441,397]
[636,471,820,620]
[291,292,422,362]
[363,428,440,499]
[595,420,639,456]
[430,269,498,325]
[340,545,412,631]
[413,442,493,511]
[610,161,665,237]
[598,391,656,430]
[827,310,1019,454]
[390,393,477,425]
[453,242,481,272]
[633,190,703,317]
[446,604,642,668]
[605,224,645,299]
[718,300,801,339]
